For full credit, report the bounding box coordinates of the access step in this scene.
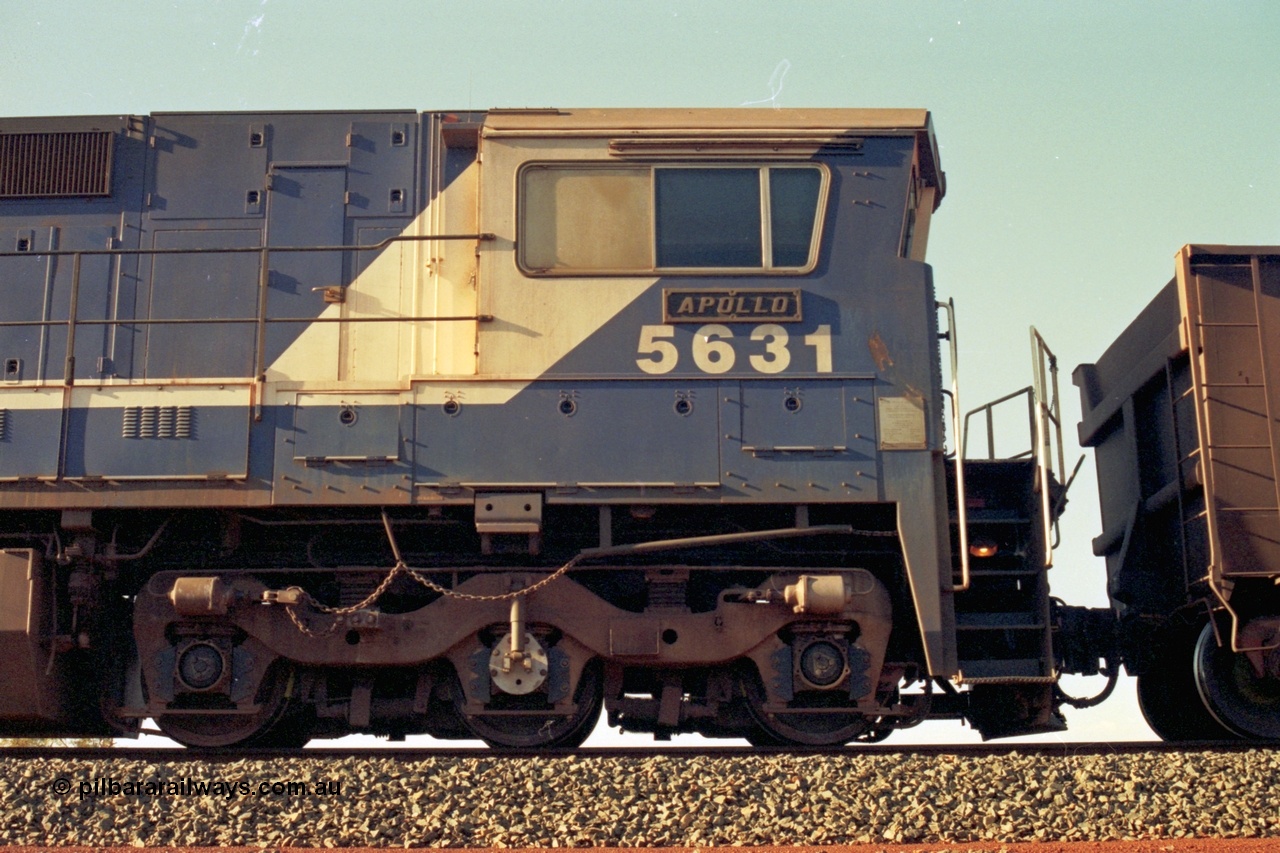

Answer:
[956,612,1046,630]
[957,658,1050,681]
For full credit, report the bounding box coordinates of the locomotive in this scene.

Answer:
[0,108,1272,747]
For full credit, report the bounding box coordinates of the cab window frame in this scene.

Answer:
[516,161,830,277]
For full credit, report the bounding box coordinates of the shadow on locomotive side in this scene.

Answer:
[0,109,1275,747]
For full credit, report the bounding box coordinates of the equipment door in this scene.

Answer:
[263,166,347,379]
[0,226,115,480]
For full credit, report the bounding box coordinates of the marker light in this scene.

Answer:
[969,540,999,558]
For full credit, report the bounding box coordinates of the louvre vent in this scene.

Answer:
[0,131,114,198]
[0,409,8,440]
[122,406,195,439]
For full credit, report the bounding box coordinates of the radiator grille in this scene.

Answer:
[0,131,114,198]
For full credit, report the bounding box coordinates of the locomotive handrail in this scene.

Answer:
[960,331,1066,567]
[0,234,496,386]
[0,232,497,258]
[1030,327,1065,567]
[961,386,1036,461]
[0,315,494,327]
[936,299,970,593]
[64,252,82,389]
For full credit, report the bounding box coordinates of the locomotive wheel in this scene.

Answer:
[460,661,603,749]
[1135,625,1236,741]
[740,676,872,747]
[1194,622,1280,739]
[157,666,310,749]
[246,704,315,748]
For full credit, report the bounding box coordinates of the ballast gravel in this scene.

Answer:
[2,749,1279,847]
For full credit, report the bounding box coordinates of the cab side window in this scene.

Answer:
[518,164,826,275]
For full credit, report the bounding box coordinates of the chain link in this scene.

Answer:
[401,555,582,601]
[280,510,876,636]
[282,554,583,637]
[285,603,341,638]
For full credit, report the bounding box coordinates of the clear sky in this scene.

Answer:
[8,0,1278,745]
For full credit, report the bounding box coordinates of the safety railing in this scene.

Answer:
[0,233,495,389]
[936,298,970,591]
[962,328,1067,566]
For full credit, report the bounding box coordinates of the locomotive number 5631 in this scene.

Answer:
[635,324,833,375]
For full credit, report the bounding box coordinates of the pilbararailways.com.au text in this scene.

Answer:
[50,776,345,801]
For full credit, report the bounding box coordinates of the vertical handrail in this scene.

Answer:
[937,299,970,592]
[984,406,995,459]
[38,229,54,382]
[253,246,270,421]
[64,251,82,385]
[1030,327,1064,566]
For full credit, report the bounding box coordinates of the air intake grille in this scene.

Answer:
[122,406,195,439]
[0,131,114,198]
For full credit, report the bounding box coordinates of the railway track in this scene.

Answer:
[1,738,1274,763]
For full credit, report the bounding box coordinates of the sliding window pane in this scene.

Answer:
[769,168,822,267]
[655,169,761,268]
[522,167,651,271]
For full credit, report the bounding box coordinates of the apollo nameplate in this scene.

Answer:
[663,289,802,323]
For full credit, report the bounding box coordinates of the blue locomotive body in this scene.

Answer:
[0,109,1097,747]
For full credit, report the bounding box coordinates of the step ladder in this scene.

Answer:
[949,460,1055,683]
[951,330,1064,683]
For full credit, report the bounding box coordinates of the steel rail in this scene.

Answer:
[0,739,1270,763]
